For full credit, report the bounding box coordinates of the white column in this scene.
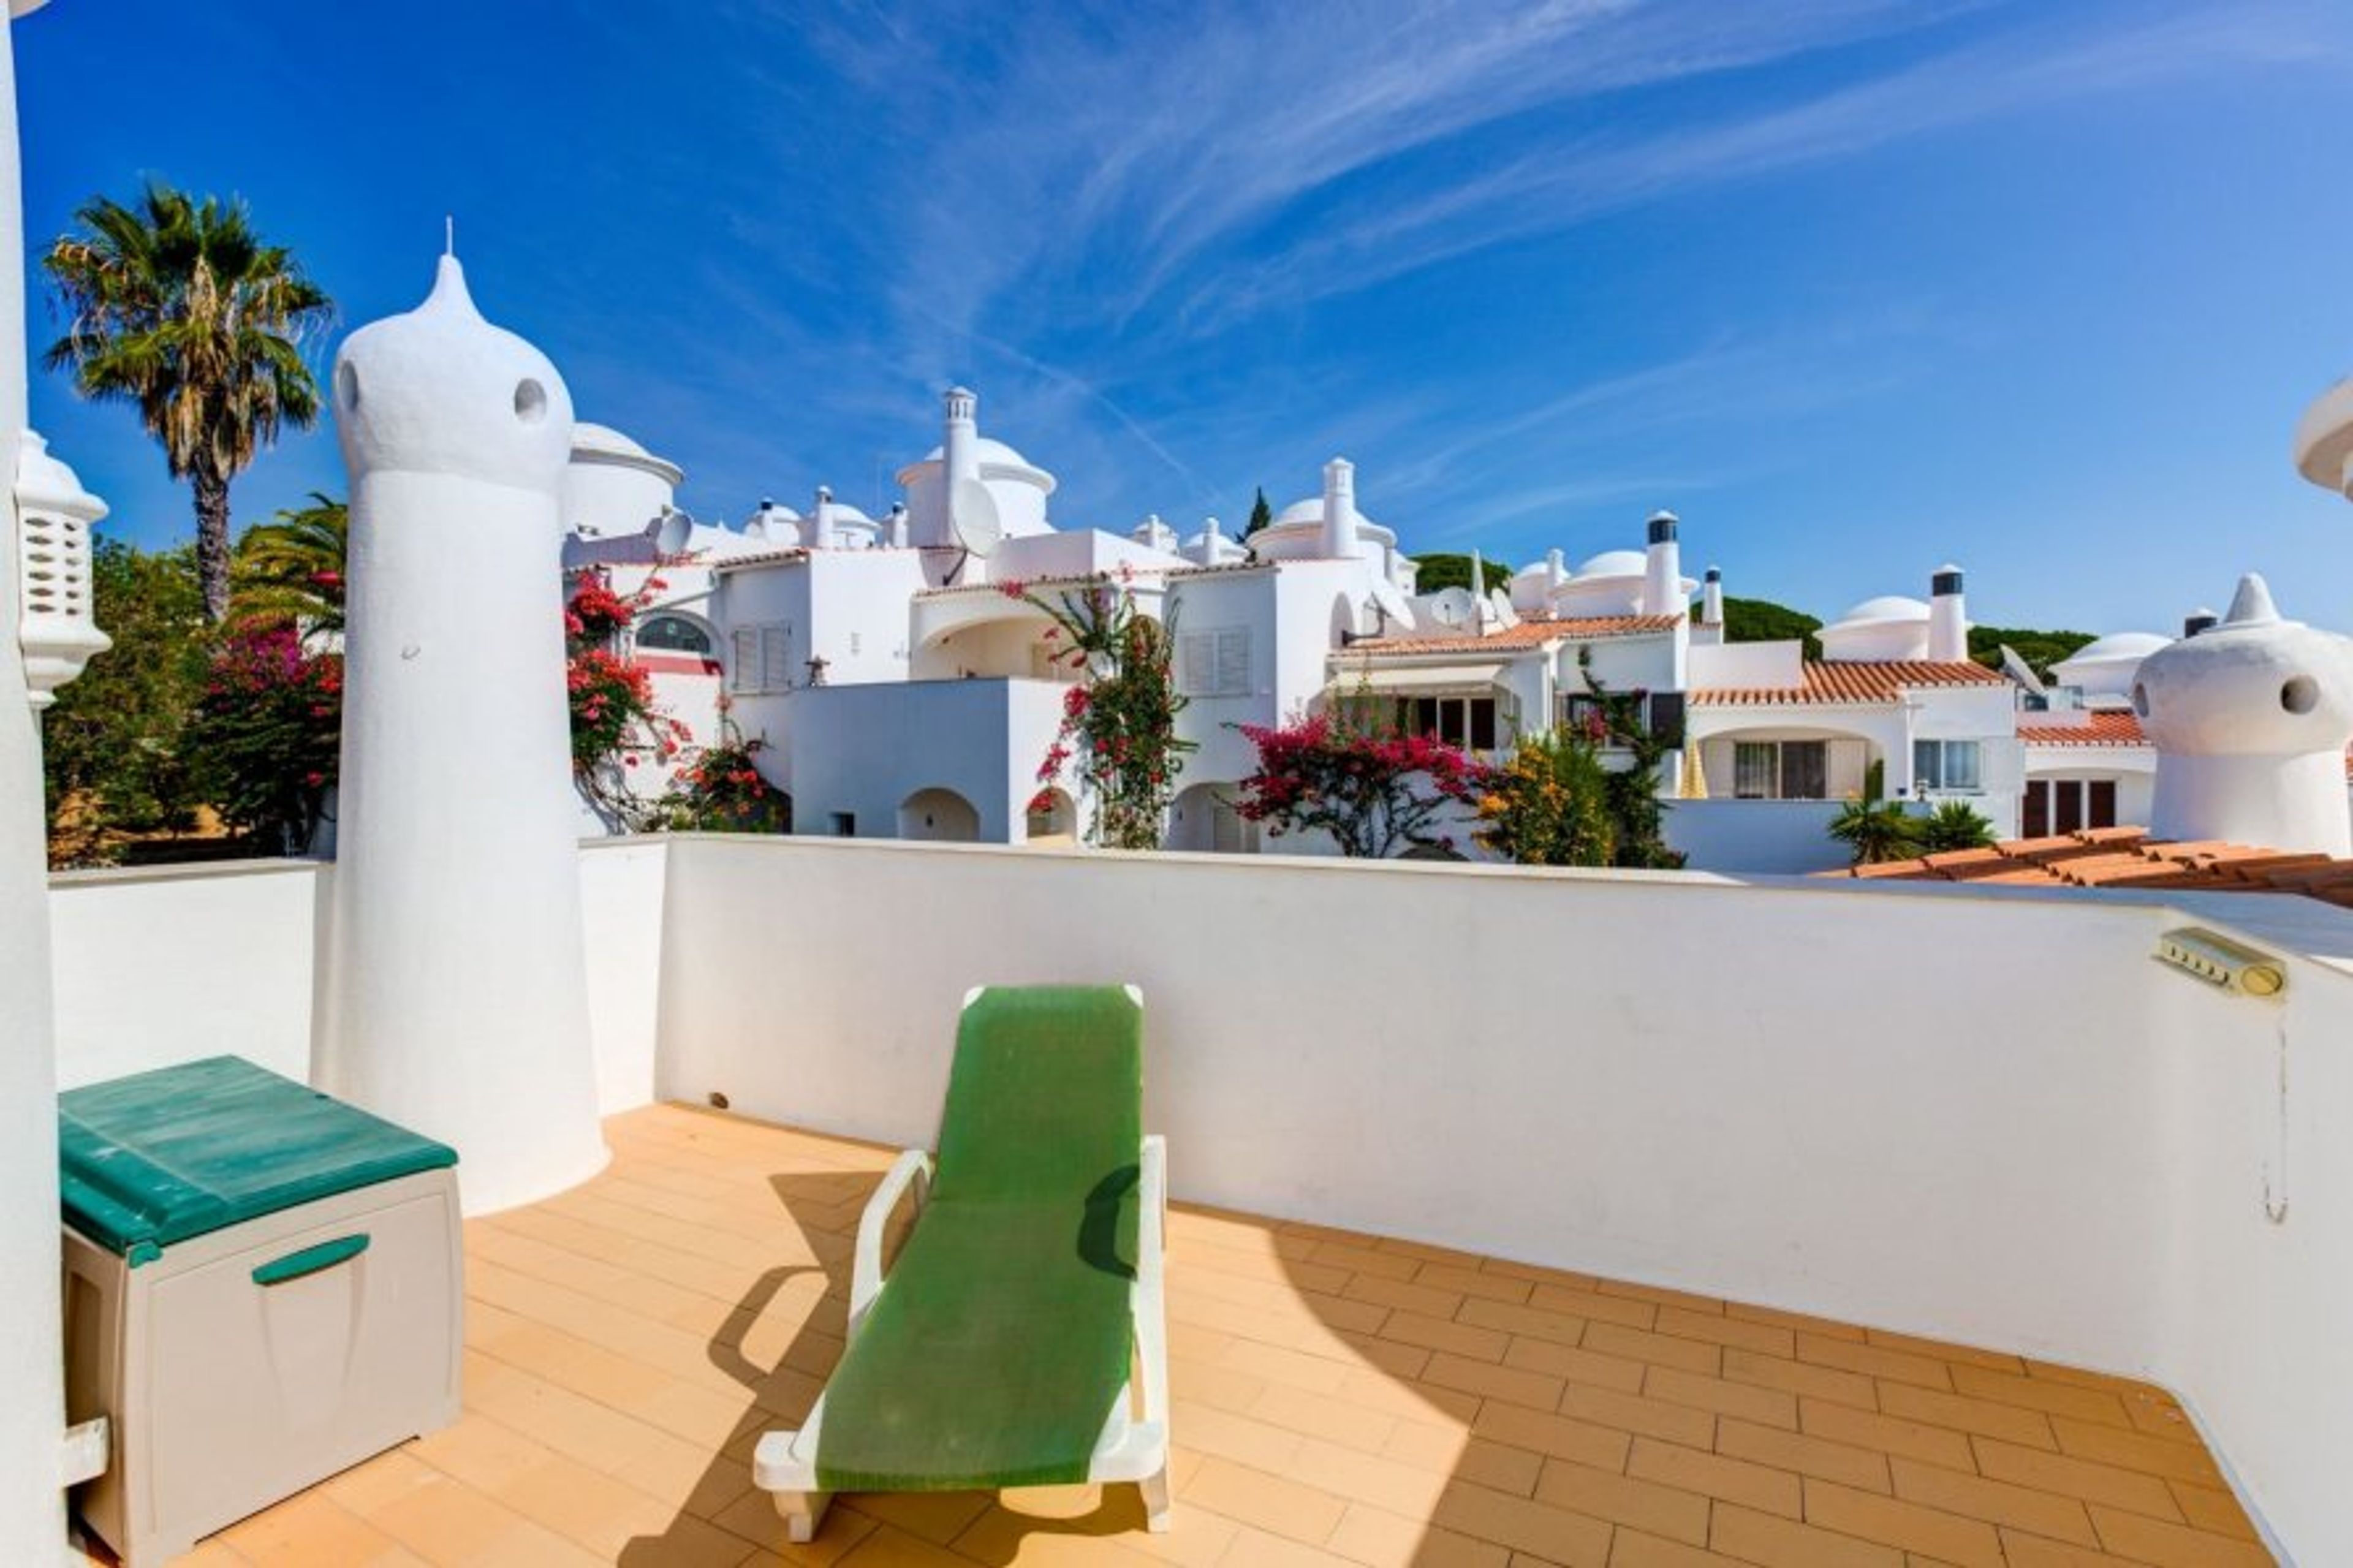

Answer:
[0,4,72,1555]
[321,256,607,1214]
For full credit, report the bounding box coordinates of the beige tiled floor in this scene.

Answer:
[106,1104,2272,1567]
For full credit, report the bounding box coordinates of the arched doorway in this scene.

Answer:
[897,787,980,842]
[1025,788,1078,846]
[1167,781,1257,854]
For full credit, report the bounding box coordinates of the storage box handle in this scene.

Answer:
[251,1233,369,1287]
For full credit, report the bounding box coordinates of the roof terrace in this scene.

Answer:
[132,1104,2261,1567]
[49,835,2353,1563]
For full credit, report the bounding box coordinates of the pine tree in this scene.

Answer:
[1243,488,1272,539]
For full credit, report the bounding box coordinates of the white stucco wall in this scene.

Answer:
[783,679,1071,843]
[1664,798,1851,873]
[50,845,665,1117]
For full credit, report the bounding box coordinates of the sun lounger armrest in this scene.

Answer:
[1135,1134,1169,1422]
[851,1148,933,1333]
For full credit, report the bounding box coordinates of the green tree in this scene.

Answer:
[42,183,334,623]
[1410,552,1514,595]
[1701,596,1824,661]
[1915,799,1996,854]
[1828,798,1920,865]
[1968,626,2096,682]
[227,493,346,635]
[1474,727,1615,866]
[40,536,209,865]
[1241,488,1273,541]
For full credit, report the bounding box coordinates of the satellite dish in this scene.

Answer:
[652,509,692,556]
[1428,586,1477,629]
[1999,643,2048,698]
[950,478,1002,558]
[1368,575,1415,631]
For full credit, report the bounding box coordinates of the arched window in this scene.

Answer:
[635,613,713,654]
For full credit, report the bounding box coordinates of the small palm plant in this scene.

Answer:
[227,493,346,637]
[43,183,334,623]
[1828,798,1920,865]
[1915,799,1997,854]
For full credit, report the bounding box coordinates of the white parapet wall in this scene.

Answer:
[50,843,670,1115]
[654,835,2353,1564]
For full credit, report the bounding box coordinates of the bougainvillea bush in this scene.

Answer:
[1232,709,1488,858]
[184,624,343,855]
[565,568,687,829]
[662,703,789,833]
[1018,575,1193,850]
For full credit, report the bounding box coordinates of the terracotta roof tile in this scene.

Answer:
[2017,711,2147,747]
[1346,613,1680,658]
[1691,659,2009,707]
[1825,827,2353,907]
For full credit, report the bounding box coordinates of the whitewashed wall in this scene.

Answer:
[50,861,327,1088]
[51,845,666,1116]
[655,836,2352,1562]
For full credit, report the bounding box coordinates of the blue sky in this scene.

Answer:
[16,0,2353,632]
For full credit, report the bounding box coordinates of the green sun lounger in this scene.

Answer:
[753,985,1171,1542]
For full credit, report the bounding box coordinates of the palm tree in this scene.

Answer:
[227,493,346,637]
[1828,798,1920,865]
[1915,799,1997,854]
[42,183,333,623]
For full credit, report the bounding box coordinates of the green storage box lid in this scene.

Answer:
[59,1056,457,1265]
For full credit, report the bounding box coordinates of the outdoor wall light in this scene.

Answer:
[15,431,110,711]
[2155,926,2287,998]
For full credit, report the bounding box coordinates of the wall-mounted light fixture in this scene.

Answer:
[16,431,110,710]
[2155,926,2287,999]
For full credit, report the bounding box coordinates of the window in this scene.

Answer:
[2025,779,2117,837]
[636,613,712,654]
[729,623,793,694]
[1555,691,1686,748]
[1177,627,1251,696]
[1913,739,1983,792]
[1398,695,1501,751]
[829,811,856,838]
[1733,740,1828,800]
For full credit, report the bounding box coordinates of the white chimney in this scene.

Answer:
[1320,458,1361,559]
[2139,574,2353,855]
[1546,548,1566,593]
[1692,566,1725,645]
[810,485,836,550]
[1642,510,1682,617]
[1928,564,1968,662]
[887,502,909,548]
[935,385,979,549]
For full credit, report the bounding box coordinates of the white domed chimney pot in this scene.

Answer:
[324,252,608,1213]
[2136,573,2353,855]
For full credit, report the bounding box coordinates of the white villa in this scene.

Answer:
[556,392,2249,871]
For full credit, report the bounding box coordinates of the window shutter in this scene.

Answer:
[730,629,759,692]
[1214,629,1250,695]
[1179,632,1215,695]
[762,626,792,691]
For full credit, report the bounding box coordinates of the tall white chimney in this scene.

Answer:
[809,485,836,551]
[1320,458,1361,559]
[1694,566,1725,645]
[1928,564,1968,662]
[1642,510,1682,617]
[936,385,979,549]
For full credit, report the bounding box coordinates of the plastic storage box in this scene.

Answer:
[60,1056,463,1566]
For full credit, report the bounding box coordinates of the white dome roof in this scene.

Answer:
[572,422,648,460]
[921,436,1037,471]
[1575,549,1646,579]
[1833,594,1931,627]
[1275,496,1323,526]
[2064,631,2170,664]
